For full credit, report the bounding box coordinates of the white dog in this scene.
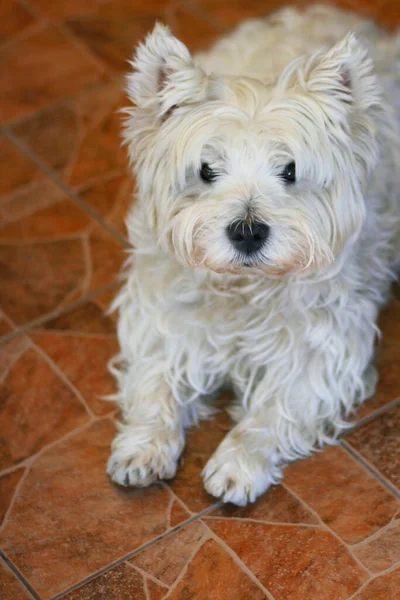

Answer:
[107,4,400,506]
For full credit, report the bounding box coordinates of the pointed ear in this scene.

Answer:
[126,23,213,117]
[303,33,381,122]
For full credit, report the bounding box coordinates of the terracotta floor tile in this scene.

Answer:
[0,558,32,600]
[0,467,25,526]
[66,13,157,73]
[0,343,89,471]
[0,23,109,125]
[353,517,400,573]
[209,483,318,524]
[0,420,185,599]
[31,299,119,416]
[284,445,399,544]
[375,0,400,31]
[168,537,266,600]
[0,335,29,381]
[166,5,221,52]
[208,519,367,600]
[168,406,233,513]
[0,135,40,197]
[353,567,400,600]
[10,105,79,180]
[0,312,13,339]
[130,522,206,586]
[79,174,133,238]
[0,0,36,45]
[147,579,167,600]
[63,562,148,599]
[0,147,124,324]
[31,0,109,20]
[347,405,400,491]
[190,0,283,29]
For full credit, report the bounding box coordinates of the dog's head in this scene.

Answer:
[124,24,382,276]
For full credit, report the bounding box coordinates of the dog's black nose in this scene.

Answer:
[226,220,270,254]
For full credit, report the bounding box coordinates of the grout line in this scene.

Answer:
[50,502,221,600]
[127,563,169,592]
[0,280,120,345]
[346,560,400,600]
[0,549,41,600]
[351,515,399,551]
[0,127,129,248]
[0,465,31,535]
[346,396,400,433]
[203,524,275,599]
[161,531,210,599]
[29,337,96,420]
[204,515,323,528]
[341,440,400,500]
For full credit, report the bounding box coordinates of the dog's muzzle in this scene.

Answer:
[226,220,270,255]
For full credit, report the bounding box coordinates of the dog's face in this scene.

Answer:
[125,25,381,276]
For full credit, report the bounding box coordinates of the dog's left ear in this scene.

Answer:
[127,23,213,117]
[300,33,381,124]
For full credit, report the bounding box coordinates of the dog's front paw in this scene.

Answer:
[202,448,280,506]
[107,428,183,488]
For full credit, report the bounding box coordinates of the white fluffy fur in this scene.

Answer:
[107,5,400,505]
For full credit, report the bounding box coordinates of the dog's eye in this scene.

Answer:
[279,161,296,184]
[200,163,218,183]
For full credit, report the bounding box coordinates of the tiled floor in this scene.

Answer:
[0,0,399,598]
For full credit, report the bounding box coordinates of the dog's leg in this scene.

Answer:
[107,371,185,487]
[202,403,284,505]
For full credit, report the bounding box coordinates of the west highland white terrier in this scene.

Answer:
[107,5,400,505]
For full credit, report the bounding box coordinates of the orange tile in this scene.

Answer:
[0,147,124,325]
[208,519,367,600]
[32,300,119,416]
[284,445,399,543]
[165,5,221,52]
[130,522,205,586]
[352,567,400,599]
[353,517,400,573]
[0,467,25,526]
[0,135,39,197]
[168,406,233,513]
[347,405,400,492]
[209,483,319,524]
[168,537,266,600]
[31,0,108,20]
[0,0,35,45]
[0,343,89,471]
[0,558,32,600]
[0,420,184,599]
[63,562,148,599]
[0,24,107,125]
[190,0,283,29]
[375,0,400,31]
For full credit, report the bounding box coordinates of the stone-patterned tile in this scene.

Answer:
[0,343,89,471]
[168,405,233,513]
[0,23,108,125]
[130,521,205,586]
[352,567,400,599]
[0,467,25,526]
[347,405,400,492]
[0,558,32,600]
[0,335,29,381]
[0,150,124,325]
[0,0,35,45]
[0,135,39,197]
[208,519,367,600]
[0,237,87,325]
[63,562,148,599]
[375,0,400,31]
[284,445,399,544]
[190,0,283,29]
[79,174,133,238]
[0,420,186,599]
[353,518,400,573]
[166,5,221,52]
[146,579,167,600]
[31,299,119,416]
[167,537,266,600]
[209,483,318,524]
[31,0,109,20]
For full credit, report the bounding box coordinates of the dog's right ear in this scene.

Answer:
[127,23,212,117]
